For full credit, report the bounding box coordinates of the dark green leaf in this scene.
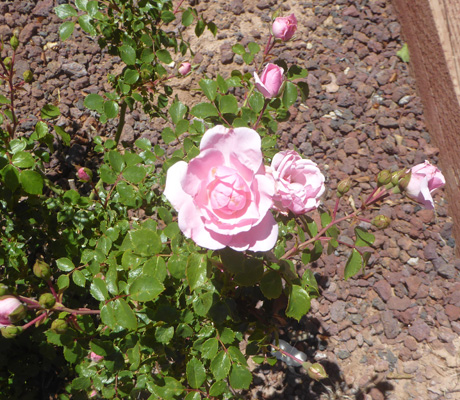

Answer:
[54,125,71,146]
[124,68,139,84]
[287,65,308,80]
[41,104,61,119]
[285,285,311,321]
[169,101,187,124]
[186,253,208,291]
[90,278,108,301]
[260,270,283,299]
[232,44,245,55]
[354,226,375,247]
[119,44,136,66]
[78,15,96,35]
[123,165,146,183]
[186,357,206,389]
[219,95,238,114]
[156,49,172,64]
[56,258,75,272]
[199,79,218,101]
[20,170,43,195]
[104,100,119,119]
[229,364,252,390]
[219,327,234,344]
[108,150,125,172]
[129,275,164,302]
[12,151,35,169]
[54,4,78,18]
[282,81,297,108]
[344,249,363,280]
[161,10,175,23]
[155,325,174,344]
[190,103,219,119]
[249,91,265,113]
[2,165,19,191]
[201,337,218,359]
[115,298,137,330]
[182,8,194,26]
[84,93,104,113]
[298,81,310,102]
[211,351,231,381]
[195,18,205,37]
[209,380,227,396]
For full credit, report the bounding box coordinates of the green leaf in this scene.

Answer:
[234,258,264,287]
[34,121,48,138]
[199,79,218,101]
[78,15,96,35]
[162,127,176,144]
[104,100,119,119]
[119,44,136,66]
[122,165,146,184]
[90,278,108,301]
[249,91,265,113]
[169,101,187,124]
[285,285,311,321]
[229,365,252,390]
[301,269,319,295]
[84,93,104,113]
[228,346,247,365]
[122,229,162,257]
[282,81,297,108]
[287,65,308,80]
[56,258,75,272]
[182,8,194,26]
[161,10,175,23]
[219,327,234,344]
[216,74,228,93]
[201,337,218,359]
[211,351,231,381]
[108,150,125,172]
[54,125,71,146]
[186,253,208,291]
[219,95,238,114]
[54,4,78,18]
[0,95,10,104]
[354,226,375,247]
[260,270,283,299]
[135,137,151,151]
[2,165,19,191]
[20,170,43,195]
[175,119,189,135]
[156,49,172,64]
[115,298,137,330]
[75,0,88,11]
[59,21,74,40]
[99,164,117,184]
[124,68,139,84]
[248,42,260,54]
[195,18,205,37]
[209,380,227,396]
[232,44,245,55]
[298,81,310,102]
[344,249,363,280]
[397,43,410,63]
[190,103,219,119]
[57,274,70,291]
[72,269,86,287]
[155,325,174,344]
[12,151,35,169]
[129,275,164,302]
[41,104,61,119]
[186,357,206,389]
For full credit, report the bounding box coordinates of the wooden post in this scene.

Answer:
[392,0,460,256]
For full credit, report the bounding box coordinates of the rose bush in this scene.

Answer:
[164,125,278,251]
[272,13,297,41]
[0,297,24,326]
[254,63,284,99]
[269,150,325,215]
[406,161,446,209]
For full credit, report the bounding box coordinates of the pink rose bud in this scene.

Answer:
[178,62,191,76]
[77,167,92,182]
[89,390,98,398]
[90,351,104,363]
[164,125,278,252]
[272,13,297,41]
[254,63,284,99]
[406,161,445,209]
[270,150,325,215]
[0,296,25,326]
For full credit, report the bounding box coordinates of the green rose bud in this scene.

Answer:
[7,303,27,323]
[140,69,151,81]
[391,170,404,186]
[372,215,391,229]
[10,35,19,51]
[23,70,33,83]
[0,284,9,296]
[398,172,411,192]
[376,170,392,186]
[51,319,68,334]
[3,57,12,70]
[337,177,352,197]
[33,260,51,281]
[307,362,328,381]
[1,325,23,339]
[39,293,56,309]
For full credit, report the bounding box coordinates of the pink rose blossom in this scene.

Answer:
[0,297,23,327]
[270,150,325,215]
[272,14,297,41]
[254,63,284,99]
[77,167,92,182]
[164,125,278,251]
[178,62,191,76]
[90,352,104,363]
[406,161,445,209]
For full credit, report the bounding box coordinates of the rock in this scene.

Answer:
[387,296,412,311]
[62,62,88,78]
[343,137,359,155]
[423,240,438,260]
[377,117,399,128]
[405,276,422,298]
[408,319,431,342]
[381,310,400,339]
[19,22,41,44]
[433,259,457,279]
[444,304,460,321]
[32,0,53,16]
[330,300,347,323]
[220,43,234,65]
[373,280,392,302]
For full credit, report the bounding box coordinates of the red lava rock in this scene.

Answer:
[369,387,385,400]
[404,335,418,351]
[343,5,360,17]
[405,275,422,298]
[373,280,392,302]
[444,304,460,321]
[396,307,419,325]
[381,310,400,339]
[408,319,431,342]
[19,22,41,43]
[387,296,412,311]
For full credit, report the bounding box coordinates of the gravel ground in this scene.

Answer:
[3,0,460,399]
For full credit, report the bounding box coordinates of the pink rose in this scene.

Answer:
[254,63,284,99]
[272,14,297,41]
[90,352,104,362]
[178,62,191,76]
[406,161,445,209]
[77,167,92,182]
[0,297,24,327]
[164,126,278,251]
[270,150,325,215]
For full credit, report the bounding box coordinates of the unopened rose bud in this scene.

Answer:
[0,296,26,325]
[10,35,19,51]
[254,63,284,99]
[23,70,33,83]
[337,177,352,197]
[0,284,8,296]
[90,351,104,363]
[178,62,191,76]
[39,293,56,309]
[51,319,68,334]
[77,167,92,182]
[3,57,12,70]
[377,170,392,186]
[398,172,411,192]
[33,260,51,281]
[391,170,404,186]
[1,325,23,339]
[372,215,391,229]
[89,390,98,398]
[272,14,297,41]
[140,69,151,81]
[307,363,328,381]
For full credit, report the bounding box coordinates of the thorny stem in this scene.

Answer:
[114,100,127,145]
[270,343,310,367]
[47,280,59,302]
[253,100,269,130]
[21,313,48,331]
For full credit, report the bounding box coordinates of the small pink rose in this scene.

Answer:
[178,62,191,76]
[90,352,104,363]
[272,13,297,41]
[254,63,284,99]
[0,297,23,327]
[164,125,278,251]
[270,150,325,215]
[406,161,445,209]
[77,167,92,182]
